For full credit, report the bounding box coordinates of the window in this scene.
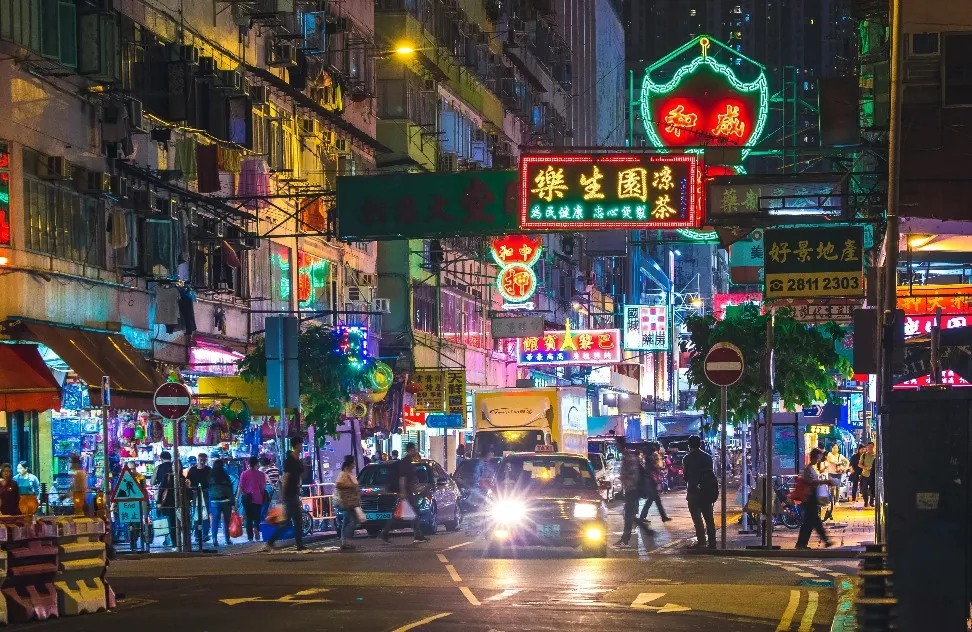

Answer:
[944,33,972,106]
[22,177,105,267]
[910,32,940,57]
[413,282,438,334]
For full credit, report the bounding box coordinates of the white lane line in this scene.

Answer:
[391,612,453,632]
[782,566,802,572]
[775,590,801,632]
[796,572,819,579]
[443,541,474,551]
[445,564,462,582]
[828,571,844,577]
[459,586,481,606]
[484,589,521,602]
[798,591,819,632]
[436,553,449,564]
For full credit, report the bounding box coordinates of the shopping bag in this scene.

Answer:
[265,504,287,525]
[354,507,366,523]
[228,510,243,538]
[791,478,810,503]
[393,499,416,521]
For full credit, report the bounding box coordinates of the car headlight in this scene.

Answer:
[573,503,598,519]
[491,499,528,523]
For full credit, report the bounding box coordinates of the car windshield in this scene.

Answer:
[588,453,604,471]
[358,463,432,487]
[476,430,546,457]
[496,456,597,492]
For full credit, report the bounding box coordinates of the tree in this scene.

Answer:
[238,324,376,440]
[684,303,851,425]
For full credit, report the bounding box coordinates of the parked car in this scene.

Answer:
[357,459,462,536]
[588,452,621,501]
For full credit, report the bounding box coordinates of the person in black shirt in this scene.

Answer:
[381,442,427,544]
[682,436,717,549]
[188,453,212,545]
[152,451,176,547]
[266,436,306,552]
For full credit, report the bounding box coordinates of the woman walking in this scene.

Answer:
[796,449,834,549]
[209,459,235,547]
[335,455,361,551]
[237,456,267,542]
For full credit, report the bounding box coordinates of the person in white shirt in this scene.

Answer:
[821,444,849,519]
[796,449,834,549]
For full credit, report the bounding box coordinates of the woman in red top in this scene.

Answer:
[0,463,21,516]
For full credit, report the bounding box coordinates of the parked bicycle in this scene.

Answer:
[745,476,801,538]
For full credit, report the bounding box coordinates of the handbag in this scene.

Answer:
[228,510,243,538]
[791,477,811,503]
[393,498,417,521]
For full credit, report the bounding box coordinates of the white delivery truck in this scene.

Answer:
[472,387,588,457]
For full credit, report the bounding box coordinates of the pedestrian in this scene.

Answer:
[0,463,20,516]
[638,446,671,525]
[265,436,306,552]
[237,456,267,542]
[683,435,718,549]
[259,456,279,521]
[188,453,212,546]
[381,442,427,544]
[153,451,176,546]
[796,448,835,549]
[613,436,642,548]
[335,455,361,551]
[14,461,40,496]
[849,445,865,502]
[859,442,877,508]
[209,459,235,547]
[822,444,849,520]
[69,455,87,516]
[391,450,399,461]
[456,443,466,469]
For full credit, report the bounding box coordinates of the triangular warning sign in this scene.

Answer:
[110,465,147,502]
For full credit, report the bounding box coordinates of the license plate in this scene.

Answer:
[365,512,392,521]
[536,524,560,538]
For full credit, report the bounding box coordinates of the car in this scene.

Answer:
[484,453,609,558]
[453,457,500,516]
[357,459,462,536]
[588,452,621,501]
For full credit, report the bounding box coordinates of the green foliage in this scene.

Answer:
[238,325,376,440]
[683,303,852,425]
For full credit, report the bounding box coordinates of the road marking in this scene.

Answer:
[828,572,844,577]
[392,612,452,632]
[776,590,801,631]
[460,586,481,606]
[220,588,331,606]
[795,572,819,579]
[781,566,802,572]
[443,541,474,551]
[436,553,449,564]
[798,591,819,632]
[445,564,462,582]
[484,589,521,602]
[630,592,691,614]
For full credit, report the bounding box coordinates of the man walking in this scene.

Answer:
[683,436,717,549]
[638,446,672,525]
[265,436,306,552]
[188,453,212,546]
[849,445,865,502]
[152,451,176,547]
[859,442,877,508]
[614,436,642,548]
[381,442,427,544]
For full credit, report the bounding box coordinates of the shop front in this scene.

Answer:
[0,343,62,483]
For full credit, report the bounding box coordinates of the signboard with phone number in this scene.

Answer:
[763,226,865,299]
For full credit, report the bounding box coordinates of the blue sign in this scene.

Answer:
[426,414,464,429]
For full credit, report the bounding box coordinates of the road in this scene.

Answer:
[33,497,857,631]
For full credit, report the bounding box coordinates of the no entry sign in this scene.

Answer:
[154,382,192,420]
[704,342,745,387]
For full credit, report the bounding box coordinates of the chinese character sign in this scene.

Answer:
[518,326,622,366]
[897,285,972,316]
[713,293,763,319]
[445,370,466,415]
[296,251,330,309]
[519,154,700,229]
[413,370,446,412]
[623,305,669,351]
[763,226,865,299]
[0,142,9,246]
[490,235,542,305]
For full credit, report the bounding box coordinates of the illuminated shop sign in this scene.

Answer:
[517,320,622,366]
[490,234,542,306]
[623,305,669,351]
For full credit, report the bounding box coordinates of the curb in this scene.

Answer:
[680,547,862,560]
[112,532,337,560]
[831,575,859,632]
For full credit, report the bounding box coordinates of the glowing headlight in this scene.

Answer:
[491,499,528,523]
[573,503,598,519]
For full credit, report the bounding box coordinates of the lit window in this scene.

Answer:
[690,8,696,16]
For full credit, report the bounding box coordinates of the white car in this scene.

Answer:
[588,453,621,501]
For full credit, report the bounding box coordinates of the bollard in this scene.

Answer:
[856,542,895,631]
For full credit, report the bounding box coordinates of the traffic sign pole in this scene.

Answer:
[153,382,193,552]
[721,385,728,550]
[703,342,744,552]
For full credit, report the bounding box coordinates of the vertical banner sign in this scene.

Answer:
[413,370,446,412]
[763,226,865,299]
[0,141,9,246]
[445,370,466,415]
[623,305,669,350]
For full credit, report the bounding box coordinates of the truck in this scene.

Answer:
[471,387,588,457]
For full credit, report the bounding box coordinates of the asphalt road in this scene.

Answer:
[30,503,859,632]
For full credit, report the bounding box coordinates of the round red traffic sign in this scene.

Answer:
[154,382,193,419]
[704,342,745,387]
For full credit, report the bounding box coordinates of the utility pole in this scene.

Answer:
[669,250,677,413]
[763,312,775,548]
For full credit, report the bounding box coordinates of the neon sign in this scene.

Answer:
[517,320,622,367]
[639,36,768,162]
[0,141,9,246]
[520,154,700,230]
[491,235,542,305]
[296,251,330,310]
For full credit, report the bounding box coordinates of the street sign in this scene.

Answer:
[425,414,464,429]
[491,315,544,339]
[110,465,147,502]
[265,316,300,409]
[153,382,192,420]
[763,225,865,299]
[116,501,142,523]
[704,342,745,387]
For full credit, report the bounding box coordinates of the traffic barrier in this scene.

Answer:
[51,518,107,616]
[856,543,896,631]
[3,522,58,622]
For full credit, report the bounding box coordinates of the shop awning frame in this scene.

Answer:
[0,344,62,412]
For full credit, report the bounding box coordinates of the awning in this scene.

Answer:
[196,376,274,416]
[9,321,160,409]
[0,345,61,412]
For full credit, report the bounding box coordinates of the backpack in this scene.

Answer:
[701,469,719,504]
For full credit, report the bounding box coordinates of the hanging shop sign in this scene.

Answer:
[0,141,9,247]
[622,305,669,351]
[897,285,972,315]
[894,371,972,390]
[729,230,765,285]
[189,344,244,377]
[517,320,622,367]
[337,171,520,240]
[763,226,865,299]
[519,153,700,230]
[335,325,369,367]
[639,36,768,162]
[411,369,465,413]
[445,370,465,415]
[713,293,763,319]
[490,235,542,306]
[707,176,845,220]
[426,413,464,429]
[903,314,972,337]
[296,251,330,310]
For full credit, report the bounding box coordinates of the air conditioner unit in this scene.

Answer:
[240,234,261,250]
[155,195,172,215]
[359,273,376,286]
[373,298,391,314]
[216,220,225,237]
[217,68,244,92]
[346,286,363,302]
[334,137,350,154]
[108,174,128,200]
[299,118,319,136]
[250,84,268,105]
[128,99,146,132]
[130,189,156,211]
[186,205,199,226]
[42,156,72,180]
[420,79,436,92]
[197,56,216,77]
[77,170,109,193]
[168,43,199,65]
[439,152,459,172]
[268,42,297,68]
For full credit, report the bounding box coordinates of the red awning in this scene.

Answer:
[0,345,61,412]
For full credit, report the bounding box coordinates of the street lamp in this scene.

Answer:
[393,45,416,55]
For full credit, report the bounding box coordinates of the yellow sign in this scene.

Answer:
[413,370,445,412]
[764,271,863,299]
[445,370,466,415]
[807,424,832,435]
